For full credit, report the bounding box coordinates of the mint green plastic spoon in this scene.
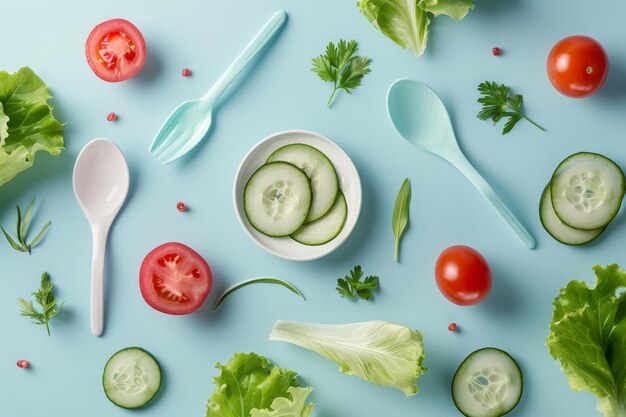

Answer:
[387,79,536,249]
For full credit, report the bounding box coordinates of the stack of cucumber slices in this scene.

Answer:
[244,143,348,246]
[540,152,625,245]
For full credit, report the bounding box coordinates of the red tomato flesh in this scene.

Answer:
[140,242,212,315]
[86,19,146,82]
[547,35,608,98]
[435,245,492,306]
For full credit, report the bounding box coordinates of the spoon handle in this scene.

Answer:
[450,153,536,249]
[90,224,108,336]
[202,10,287,103]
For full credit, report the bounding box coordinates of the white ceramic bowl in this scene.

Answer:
[233,130,362,261]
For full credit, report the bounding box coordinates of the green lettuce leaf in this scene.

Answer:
[357,0,474,56]
[206,352,314,417]
[358,0,430,57]
[269,320,426,396]
[547,264,626,417]
[418,0,474,20]
[0,67,64,188]
[250,387,314,417]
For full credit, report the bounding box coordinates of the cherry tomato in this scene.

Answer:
[139,242,212,315]
[547,35,608,98]
[435,245,491,306]
[85,19,147,82]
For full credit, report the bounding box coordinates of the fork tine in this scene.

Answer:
[160,135,200,165]
[156,129,191,163]
[152,123,184,158]
[150,119,181,154]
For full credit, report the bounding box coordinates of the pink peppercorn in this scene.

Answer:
[492,47,501,56]
[182,68,191,77]
[106,112,117,122]
[176,201,186,212]
[17,360,29,368]
[448,323,458,331]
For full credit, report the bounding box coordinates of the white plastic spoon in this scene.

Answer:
[73,139,129,336]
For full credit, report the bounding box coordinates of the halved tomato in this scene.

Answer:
[86,18,147,82]
[139,242,212,315]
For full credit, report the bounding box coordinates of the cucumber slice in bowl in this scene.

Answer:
[550,152,625,230]
[103,347,161,409]
[244,161,312,237]
[540,183,605,245]
[452,348,522,417]
[267,143,339,222]
[292,192,347,245]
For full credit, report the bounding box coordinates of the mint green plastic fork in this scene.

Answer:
[150,11,287,164]
[387,79,536,249]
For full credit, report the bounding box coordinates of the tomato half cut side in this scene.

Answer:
[86,18,147,82]
[140,242,212,315]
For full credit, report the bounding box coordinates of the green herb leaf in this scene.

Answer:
[1,199,51,254]
[213,278,305,310]
[336,265,380,302]
[18,272,64,336]
[392,178,411,262]
[477,81,545,135]
[311,40,371,107]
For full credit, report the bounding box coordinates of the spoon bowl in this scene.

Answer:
[387,79,536,249]
[73,138,129,336]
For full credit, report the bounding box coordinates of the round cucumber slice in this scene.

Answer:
[103,347,161,409]
[267,143,339,222]
[291,191,347,245]
[550,152,625,230]
[244,162,312,237]
[540,183,605,245]
[452,348,522,417]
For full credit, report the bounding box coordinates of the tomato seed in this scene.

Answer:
[448,322,457,331]
[17,360,29,368]
[176,202,186,212]
[182,68,191,77]
[106,112,117,122]
[492,47,501,56]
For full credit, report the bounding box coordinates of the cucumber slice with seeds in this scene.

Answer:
[452,348,523,417]
[550,152,625,230]
[291,191,347,245]
[103,347,161,409]
[244,161,312,237]
[540,183,605,245]
[267,144,339,223]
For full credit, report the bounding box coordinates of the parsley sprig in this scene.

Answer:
[1,198,51,254]
[336,265,379,302]
[312,39,371,107]
[477,81,545,135]
[18,272,64,336]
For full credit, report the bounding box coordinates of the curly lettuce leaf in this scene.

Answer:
[206,352,314,417]
[547,264,626,417]
[357,0,474,56]
[358,0,430,56]
[250,387,314,417]
[0,67,64,188]
[418,0,474,20]
[269,320,426,396]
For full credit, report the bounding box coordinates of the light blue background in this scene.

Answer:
[1,0,625,416]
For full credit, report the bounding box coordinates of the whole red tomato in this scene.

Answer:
[547,35,608,98]
[435,245,492,306]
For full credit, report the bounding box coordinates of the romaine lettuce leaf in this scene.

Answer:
[269,320,426,396]
[0,67,64,188]
[206,352,314,417]
[547,264,626,417]
[357,0,474,56]
[358,0,430,56]
[250,387,314,417]
[418,0,474,20]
